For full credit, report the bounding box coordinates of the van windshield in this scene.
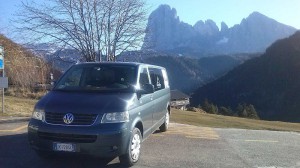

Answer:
[54,64,138,92]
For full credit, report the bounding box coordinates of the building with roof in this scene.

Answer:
[170,90,190,110]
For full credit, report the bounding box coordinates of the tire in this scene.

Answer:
[119,127,142,167]
[159,111,170,132]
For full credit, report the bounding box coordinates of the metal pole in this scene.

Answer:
[2,67,4,113]
[2,71,4,113]
[1,46,4,114]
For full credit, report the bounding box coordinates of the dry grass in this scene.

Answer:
[171,108,300,132]
[1,96,300,132]
[6,87,47,99]
[0,96,38,117]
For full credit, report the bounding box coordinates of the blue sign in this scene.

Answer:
[0,46,3,70]
[0,59,3,69]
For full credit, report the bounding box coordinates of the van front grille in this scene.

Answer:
[38,132,97,143]
[45,112,98,126]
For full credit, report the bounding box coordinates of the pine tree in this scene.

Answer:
[247,104,260,119]
[211,104,218,114]
[236,104,245,117]
[236,103,260,119]
[219,106,234,116]
[201,99,211,113]
[201,99,218,114]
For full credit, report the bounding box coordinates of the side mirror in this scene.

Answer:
[51,81,56,86]
[47,81,56,91]
[139,84,154,94]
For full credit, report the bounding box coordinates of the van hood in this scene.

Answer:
[36,90,136,114]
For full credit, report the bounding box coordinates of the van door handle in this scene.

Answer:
[150,95,153,101]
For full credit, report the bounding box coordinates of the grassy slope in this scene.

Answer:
[171,108,300,132]
[1,96,300,132]
[2,96,37,117]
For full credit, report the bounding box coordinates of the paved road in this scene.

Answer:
[0,120,299,168]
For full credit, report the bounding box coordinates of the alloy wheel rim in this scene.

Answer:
[166,112,169,128]
[131,133,141,162]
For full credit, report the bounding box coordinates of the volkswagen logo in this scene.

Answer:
[63,113,74,124]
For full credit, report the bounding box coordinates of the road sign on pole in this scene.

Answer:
[0,77,8,88]
[0,46,5,113]
[0,46,4,70]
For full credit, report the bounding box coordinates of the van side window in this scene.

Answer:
[139,68,150,88]
[149,68,165,91]
[162,69,169,88]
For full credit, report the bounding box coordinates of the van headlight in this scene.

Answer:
[101,111,129,123]
[32,109,45,121]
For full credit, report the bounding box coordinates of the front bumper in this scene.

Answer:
[28,119,130,158]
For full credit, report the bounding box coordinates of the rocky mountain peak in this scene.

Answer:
[194,19,219,36]
[142,4,180,50]
[142,6,297,56]
[149,4,179,21]
[240,11,274,26]
[248,11,269,19]
[142,4,195,51]
[220,22,228,32]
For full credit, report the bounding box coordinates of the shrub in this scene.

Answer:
[201,99,218,114]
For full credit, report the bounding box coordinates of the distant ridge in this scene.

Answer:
[191,31,300,122]
[142,5,297,57]
[117,50,259,93]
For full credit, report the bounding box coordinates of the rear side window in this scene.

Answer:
[149,68,165,91]
[162,69,169,89]
[139,68,150,88]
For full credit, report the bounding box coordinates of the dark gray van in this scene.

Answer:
[28,62,170,166]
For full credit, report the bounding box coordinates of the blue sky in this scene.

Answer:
[0,0,300,36]
[149,0,300,29]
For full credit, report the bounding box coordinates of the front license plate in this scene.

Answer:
[53,142,76,152]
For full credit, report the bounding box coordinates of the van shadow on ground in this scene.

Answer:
[0,133,128,168]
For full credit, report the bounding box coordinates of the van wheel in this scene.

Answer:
[159,112,169,132]
[119,127,142,167]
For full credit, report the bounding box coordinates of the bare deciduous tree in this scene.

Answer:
[16,0,147,62]
[0,35,50,89]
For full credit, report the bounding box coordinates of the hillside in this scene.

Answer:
[191,31,300,122]
[145,55,241,93]
[0,34,50,89]
[142,5,297,57]
[118,51,258,93]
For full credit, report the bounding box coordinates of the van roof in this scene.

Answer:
[77,62,165,69]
